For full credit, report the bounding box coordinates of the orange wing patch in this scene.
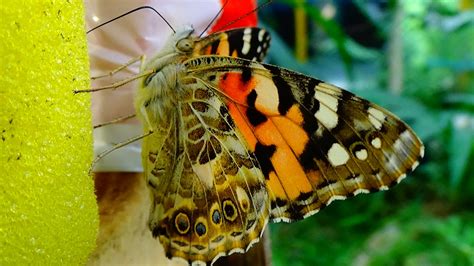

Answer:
[227,102,258,151]
[217,71,316,201]
[256,119,314,200]
[271,116,309,156]
[219,72,255,103]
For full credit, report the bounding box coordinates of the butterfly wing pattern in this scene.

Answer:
[134,26,424,265]
[193,27,271,61]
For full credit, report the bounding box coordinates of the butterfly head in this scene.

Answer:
[140,26,197,86]
[174,26,196,54]
[145,26,195,64]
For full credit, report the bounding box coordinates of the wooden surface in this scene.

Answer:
[88,172,271,266]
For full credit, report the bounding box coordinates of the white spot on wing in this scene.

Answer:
[210,252,226,266]
[258,29,265,41]
[393,138,404,153]
[315,90,339,111]
[326,195,347,205]
[328,143,350,166]
[397,173,407,183]
[353,188,369,195]
[314,90,339,129]
[368,107,386,130]
[192,163,214,188]
[242,28,252,55]
[242,41,251,55]
[229,248,245,255]
[371,137,382,149]
[384,150,402,175]
[400,130,412,141]
[315,105,338,129]
[303,208,320,218]
[272,217,289,223]
[355,149,368,160]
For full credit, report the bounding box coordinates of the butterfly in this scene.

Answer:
[89,24,424,265]
[129,25,425,265]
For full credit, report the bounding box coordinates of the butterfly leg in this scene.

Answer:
[91,55,145,80]
[89,130,154,174]
[93,113,136,129]
[74,68,156,94]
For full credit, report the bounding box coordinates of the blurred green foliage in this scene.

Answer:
[261,1,474,265]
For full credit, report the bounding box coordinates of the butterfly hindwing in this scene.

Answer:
[147,80,269,264]
[139,26,274,265]
[185,56,424,222]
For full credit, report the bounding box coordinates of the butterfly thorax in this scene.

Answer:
[135,26,198,128]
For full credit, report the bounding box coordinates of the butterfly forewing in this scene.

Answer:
[155,84,270,263]
[140,27,272,265]
[185,56,424,222]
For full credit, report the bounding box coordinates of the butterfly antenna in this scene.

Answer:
[199,0,230,37]
[87,6,175,34]
[213,0,272,33]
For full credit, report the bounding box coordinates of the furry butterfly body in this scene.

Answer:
[133,25,423,265]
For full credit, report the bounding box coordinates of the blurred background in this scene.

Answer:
[260,1,474,265]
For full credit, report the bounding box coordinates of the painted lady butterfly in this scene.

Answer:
[87,25,424,265]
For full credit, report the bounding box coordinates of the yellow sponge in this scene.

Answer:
[0,1,98,264]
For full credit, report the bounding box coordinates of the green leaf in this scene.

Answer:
[282,0,353,78]
[448,113,474,187]
[262,24,310,73]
